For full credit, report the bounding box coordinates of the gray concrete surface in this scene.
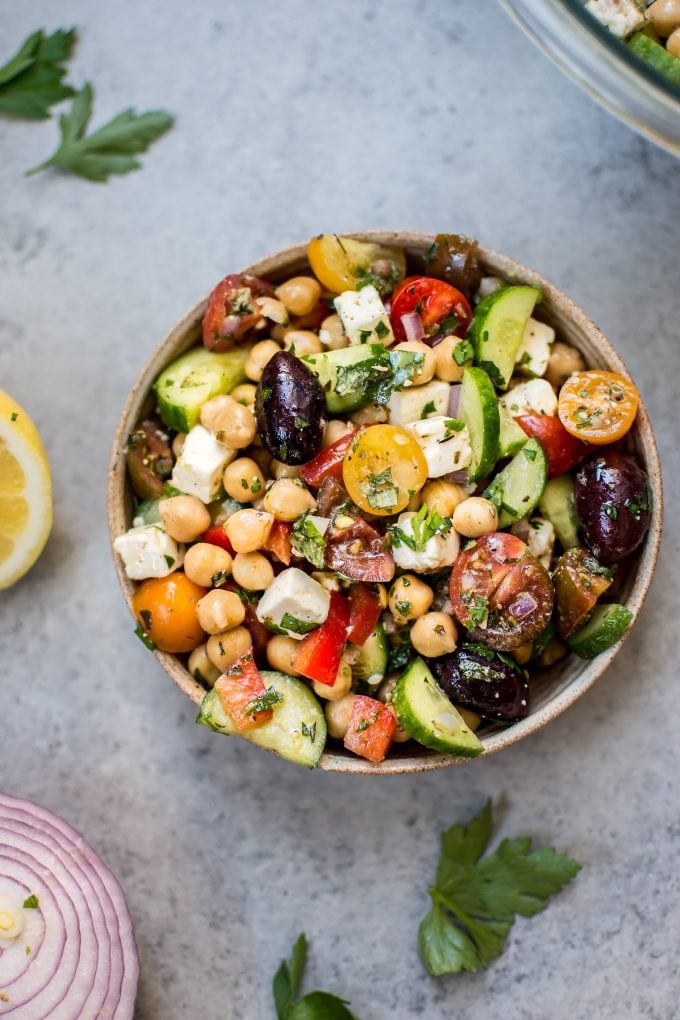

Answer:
[1,1,679,1017]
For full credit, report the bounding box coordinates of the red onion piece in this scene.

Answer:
[0,792,138,1019]
[400,311,424,343]
[512,519,531,542]
[442,469,470,485]
[509,593,537,619]
[448,384,462,418]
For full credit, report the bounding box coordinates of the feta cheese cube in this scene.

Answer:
[391,511,460,573]
[334,285,394,347]
[499,379,558,419]
[171,425,235,503]
[585,0,644,38]
[406,416,472,478]
[475,276,504,301]
[255,567,331,639]
[513,517,555,570]
[388,379,450,426]
[114,525,183,580]
[515,318,555,378]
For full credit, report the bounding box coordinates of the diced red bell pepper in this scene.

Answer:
[344,696,397,763]
[294,591,350,686]
[346,583,382,646]
[214,651,273,731]
[299,429,362,487]
[200,524,235,555]
[516,414,589,479]
[264,520,292,565]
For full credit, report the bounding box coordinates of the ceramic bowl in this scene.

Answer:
[108,231,662,774]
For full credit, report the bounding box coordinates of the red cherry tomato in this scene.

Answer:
[294,592,350,687]
[200,524,235,556]
[515,414,589,479]
[449,533,554,651]
[346,583,382,646]
[390,276,472,343]
[263,520,293,565]
[214,651,272,731]
[202,273,273,352]
[300,428,362,487]
[344,696,397,763]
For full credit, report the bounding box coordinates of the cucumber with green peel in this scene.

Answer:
[484,437,547,528]
[350,624,388,686]
[458,366,500,482]
[392,657,483,756]
[628,32,680,86]
[302,344,424,414]
[154,344,253,433]
[197,670,327,767]
[498,405,528,458]
[538,475,580,550]
[567,604,633,659]
[470,285,541,390]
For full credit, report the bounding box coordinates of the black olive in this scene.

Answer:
[575,451,651,565]
[430,644,529,722]
[255,351,326,465]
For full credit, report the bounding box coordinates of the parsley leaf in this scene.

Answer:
[419,800,581,976]
[290,513,326,568]
[388,504,451,552]
[244,686,283,716]
[27,83,174,181]
[365,467,398,510]
[0,28,76,120]
[22,894,39,909]
[134,624,155,651]
[420,400,437,419]
[453,338,475,366]
[273,933,356,1020]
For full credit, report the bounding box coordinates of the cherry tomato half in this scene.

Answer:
[390,276,472,343]
[202,273,273,352]
[558,371,638,445]
[449,532,554,651]
[342,425,428,517]
[516,414,588,479]
[132,573,207,653]
[307,235,406,294]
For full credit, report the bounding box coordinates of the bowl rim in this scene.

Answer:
[107,230,663,775]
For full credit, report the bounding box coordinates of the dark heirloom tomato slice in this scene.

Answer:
[515,414,588,479]
[449,532,554,651]
[126,419,173,501]
[390,276,472,343]
[553,547,613,638]
[325,515,395,583]
[346,583,382,645]
[202,273,274,352]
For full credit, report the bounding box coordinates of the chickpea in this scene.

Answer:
[390,706,412,743]
[264,478,316,521]
[223,457,266,503]
[375,583,388,609]
[271,459,301,480]
[377,674,399,704]
[275,276,322,317]
[310,570,341,592]
[248,445,273,476]
[420,479,467,517]
[319,313,349,350]
[184,542,232,587]
[159,495,211,543]
[389,574,433,623]
[323,419,353,448]
[514,641,533,665]
[457,707,481,732]
[647,0,680,35]
[188,643,221,687]
[410,612,458,658]
[283,330,323,356]
[452,497,499,538]
[393,341,435,385]
[225,508,274,553]
[324,693,357,739]
[406,489,422,513]
[538,636,568,668]
[230,383,257,410]
[256,296,289,325]
[313,658,353,701]
[545,342,586,390]
[266,634,301,676]
[349,403,388,425]
[206,626,252,671]
[202,396,256,450]
[431,335,468,382]
[232,551,274,591]
[172,433,186,458]
[245,339,281,382]
[196,589,246,635]
[667,26,680,56]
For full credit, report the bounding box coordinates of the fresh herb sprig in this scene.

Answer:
[0,28,76,120]
[388,504,451,552]
[419,800,581,976]
[273,933,357,1020]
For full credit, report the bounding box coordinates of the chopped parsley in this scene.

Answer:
[365,467,398,510]
[387,630,413,672]
[626,490,651,521]
[388,504,452,552]
[602,502,618,520]
[294,416,310,430]
[163,554,175,568]
[466,595,489,628]
[358,329,373,344]
[261,386,272,402]
[10,412,18,422]
[439,312,460,334]
[523,446,537,462]
[420,400,437,419]
[374,319,390,339]
[301,721,317,743]
[134,624,155,650]
[290,513,326,568]
[443,418,465,438]
[395,599,412,618]
[251,477,262,494]
[453,339,475,366]
[211,569,230,586]
[23,895,39,910]
[265,613,319,636]
[245,686,283,716]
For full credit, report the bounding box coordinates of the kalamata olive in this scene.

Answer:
[325,514,394,583]
[419,233,482,300]
[255,351,326,465]
[431,643,529,722]
[449,532,554,651]
[126,418,173,500]
[202,273,274,352]
[575,451,652,565]
[553,547,612,638]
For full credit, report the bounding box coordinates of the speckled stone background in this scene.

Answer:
[2,1,679,1017]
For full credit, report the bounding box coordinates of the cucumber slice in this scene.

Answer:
[350,624,388,686]
[302,345,422,414]
[498,405,528,458]
[484,437,547,528]
[196,670,327,767]
[567,604,633,659]
[538,475,579,550]
[392,657,483,756]
[458,367,500,482]
[154,345,252,433]
[470,286,541,390]
[628,33,680,86]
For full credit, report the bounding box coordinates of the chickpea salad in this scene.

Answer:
[585,0,680,85]
[114,233,653,767]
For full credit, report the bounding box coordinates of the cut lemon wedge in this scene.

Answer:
[0,389,52,590]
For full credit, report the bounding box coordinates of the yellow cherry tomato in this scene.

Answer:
[132,573,207,653]
[307,235,406,294]
[558,370,638,444]
[342,425,428,517]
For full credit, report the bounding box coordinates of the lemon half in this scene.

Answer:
[0,389,52,590]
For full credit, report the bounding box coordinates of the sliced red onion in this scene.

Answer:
[442,469,470,485]
[511,519,531,542]
[510,593,537,619]
[218,313,242,338]
[400,311,424,343]
[447,384,462,418]
[0,792,138,1019]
